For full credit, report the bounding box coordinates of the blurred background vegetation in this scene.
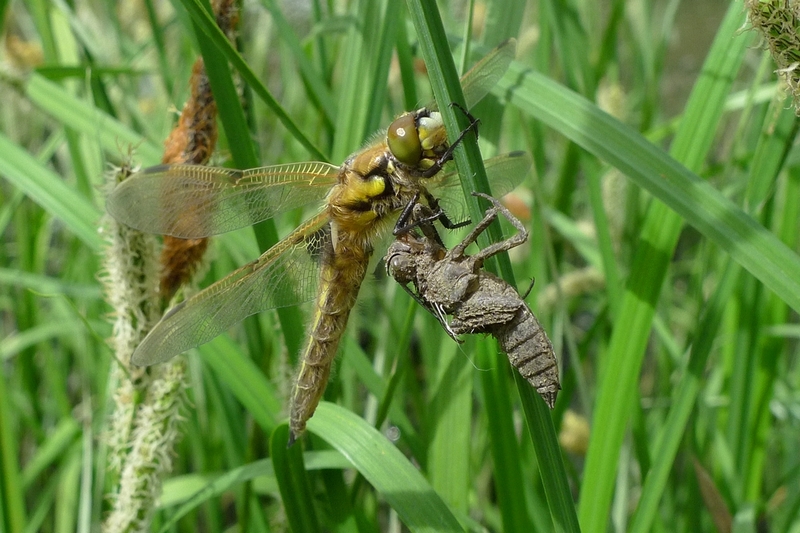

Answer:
[2,0,800,532]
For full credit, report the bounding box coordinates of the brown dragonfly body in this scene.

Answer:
[106,40,528,442]
[287,111,474,441]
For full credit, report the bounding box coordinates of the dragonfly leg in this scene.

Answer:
[521,277,536,300]
[393,194,450,249]
[422,190,470,230]
[449,192,528,261]
[393,192,422,236]
[449,102,478,125]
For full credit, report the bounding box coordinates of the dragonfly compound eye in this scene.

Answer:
[387,113,423,166]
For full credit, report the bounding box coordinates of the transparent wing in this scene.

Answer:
[107,162,340,238]
[461,39,516,109]
[425,151,532,224]
[131,211,330,365]
[426,39,516,111]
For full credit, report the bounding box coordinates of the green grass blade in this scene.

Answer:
[574,5,750,530]
[0,362,26,533]
[469,0,526,145]
[362,1,402,138]
[198,336,282,434]
[628,263,740,533]
[340,335,422,457]
[176,0,307,357]
[262,0,337,125]
[20,420,81,489]
[516,375,580,533]
[10,0,800,530]
[477,343,535,532]
[0,132,103,251]
[494,27,800,316]
[271,426,321,533]
[406,0,497,247]
[142,0,175,96]
[22,72,162,165]
[156,451,351,530]
[307,402,464,533]
[19,73,162,165]
[407,4,579,532]
[188,1,258,168]
[0,268,100,299]
[330,0,388,162]
[427,339,472,513]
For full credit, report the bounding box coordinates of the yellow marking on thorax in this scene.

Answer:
[338,171,386,203]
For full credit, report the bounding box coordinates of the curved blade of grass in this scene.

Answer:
[0,133,103,251]
[18,73,163,165]
[156,462,270,533]
[198,335,282,434]
[0,268,100,298]
[494,20,800,314]
[1,322,92,362]
[340,335,421,456]
[307,402,464,533]
[156,451,351,532]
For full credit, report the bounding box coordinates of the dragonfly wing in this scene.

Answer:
[131,211,330,365]
[426,151,532,224]
[461,39,516,109]
[424,40,516,112]
[107,162,340,238]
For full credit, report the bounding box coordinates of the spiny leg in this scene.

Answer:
[521,277,536,300]
[394,193,448,239]
[393,192,423,236]
[448,194,499,259]
[422,190,471,231]
[454,192,528,263]
[393,192,467,249]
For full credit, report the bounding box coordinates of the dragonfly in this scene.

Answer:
[106,39,530,444]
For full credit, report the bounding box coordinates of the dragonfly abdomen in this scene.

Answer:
[288,234,372,443]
